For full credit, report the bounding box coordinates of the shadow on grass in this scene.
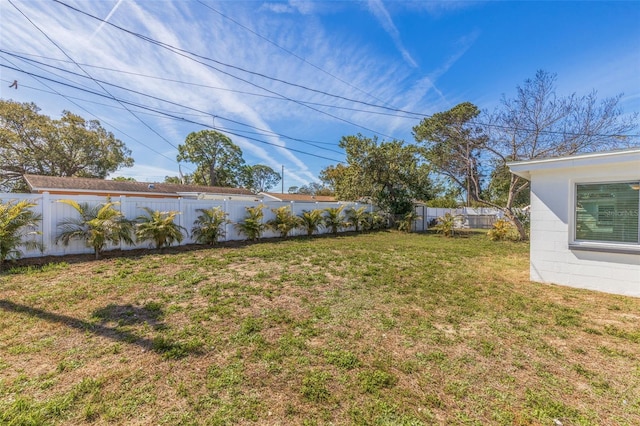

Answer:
[0,300,201,359]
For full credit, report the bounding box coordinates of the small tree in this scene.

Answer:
[323,206,346,235]
[345,206,368,233]
[431,213,459,237]
[56,200,133,259]
[235,204,266,241]
[191,207,229,245]
[0,199,42,270]
[298,209,324,237]
[267,205,299,238]
[136,207,185,250]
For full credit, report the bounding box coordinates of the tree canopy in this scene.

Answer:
[240,164,281,193]
[321,134,433,216]
[177,130,245,187]
[0,100,133,192]
[412,102,487,206]
[414,71,638,239]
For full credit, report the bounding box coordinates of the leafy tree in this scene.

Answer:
[298,209,324,237]
[292,182,334,196]
[413,102,487,206]
[345,206,369,232]
[56,200,134,259]
[235,205,266,241]
[417,71,638,240]
[136,208,185,250]
[112,176,136,182]
[321,135,433,219]
[288,186,299,194]
[0,199,42,270]
[267,205,299,238]
[191,207,230,245]
[240,164,281,193]
[0,100,133,192]
[323,206,346,235]
[177,130,245,187]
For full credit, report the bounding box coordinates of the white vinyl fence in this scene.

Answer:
[411,205,503,232]
[1,192,371,259]
[2,192,505,260]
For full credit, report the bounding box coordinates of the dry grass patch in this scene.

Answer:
[1,231,639,425]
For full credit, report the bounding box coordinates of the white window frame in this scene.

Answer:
[569,180,640,254]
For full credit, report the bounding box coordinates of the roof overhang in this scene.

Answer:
[507,148,640,181]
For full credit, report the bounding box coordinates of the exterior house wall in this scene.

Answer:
[528,161,639,297]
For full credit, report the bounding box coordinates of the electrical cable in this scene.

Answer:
[51,0,402,140]
[0,64,344,163]
[1,49,422,120]
[1,51,346,151]
[8,0,182,153]
[0,56,184,169]
[195,0,397,109]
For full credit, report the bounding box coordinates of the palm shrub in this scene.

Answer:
[136,207,185,249]
[365,211,389,231]
[267,205,300,238]
[0,199,43,270]
[323,206,346,235]
[397,210,421,233]
[235,204,266,241]
[431,212,459,237]
[298,209,324,237]
[346,206,368,233]
[191,207,230,245]
[56,200,134,259]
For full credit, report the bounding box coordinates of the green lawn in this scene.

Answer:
[0,231,638,425]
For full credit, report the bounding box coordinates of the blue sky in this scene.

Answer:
[1,0,639,190]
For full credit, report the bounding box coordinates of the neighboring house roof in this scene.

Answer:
[23,174,255,198]
[507,148,640,181]
[261,192,337,202]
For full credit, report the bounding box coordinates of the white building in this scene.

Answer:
[508,149,640,297]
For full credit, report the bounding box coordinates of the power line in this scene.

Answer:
[0,51,346,151]
[51,0,402,140]
[8,0,182,153]
[196,0,396,109]
[0,64,344,163]
[2,49,422,120]
[0,57,185,169]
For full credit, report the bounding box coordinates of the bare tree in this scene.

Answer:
[484,70,638,239]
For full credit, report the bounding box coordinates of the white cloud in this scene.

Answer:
[367,0,418,68]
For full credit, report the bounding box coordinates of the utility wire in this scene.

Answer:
[0,64,343,163]
[52,0,401,140]
[2,49,422,120]
[8,0,182,153]
[0,57,186,169]
[0,52,345,151]
[196,0,396,109]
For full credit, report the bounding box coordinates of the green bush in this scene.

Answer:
[0,199,43,269]
[235,204,266,241]
[267,205,300,238]
[191,207,229,245]
[136,207,185,249]
[487,218,518,241]
[56,199,133,259]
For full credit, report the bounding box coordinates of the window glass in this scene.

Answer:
[576,182,639,244]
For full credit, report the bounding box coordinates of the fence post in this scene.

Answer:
[119,195,127,250]
[41,192,52,256]
[177,197,184,246]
